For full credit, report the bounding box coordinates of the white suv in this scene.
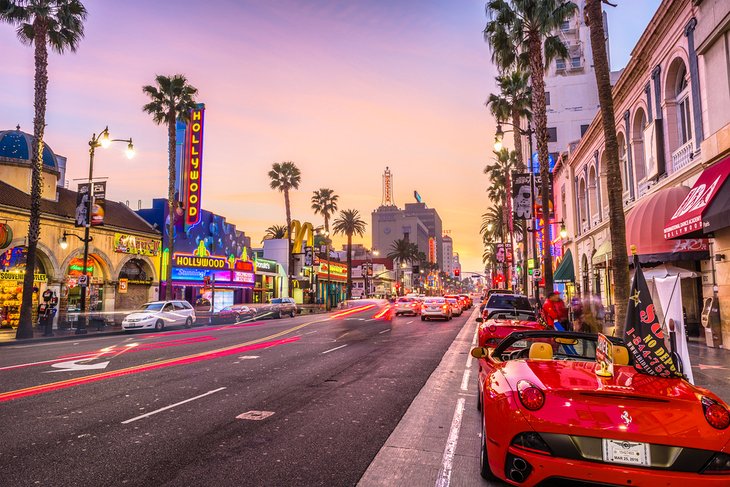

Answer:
[122,300,196,331]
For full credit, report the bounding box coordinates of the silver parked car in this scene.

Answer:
[420,297,452,321]
[122,300,196,331]
[260,297,298,319]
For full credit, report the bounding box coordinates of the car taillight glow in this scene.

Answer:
[442,305,449,311]
[517,380,545,411]
[702,396,730,430]
[702,452,730,474]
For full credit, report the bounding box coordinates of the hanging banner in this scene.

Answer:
[184,105,205,228]
[428,237,436,263]
[624,255,682,378]
[75,182,106,227]
[512,173,533,220]
[654,275,694,383]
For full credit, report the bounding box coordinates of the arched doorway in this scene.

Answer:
[63,254,107,325]
[116,258,154,313]
[0,246,50,329]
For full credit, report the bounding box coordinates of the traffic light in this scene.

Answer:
[454,269,460,277]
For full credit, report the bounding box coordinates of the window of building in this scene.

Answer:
[547,127,558,143]
[580,124,590,137]
[676,67,692,145]
[560,20,570,31]
[571,56,582,69]
[556,59,566,71]
[545,92,551,106]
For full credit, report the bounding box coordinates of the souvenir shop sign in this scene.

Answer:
[113,233,161,257]
[173,253,227,270]
[0,271,47,282]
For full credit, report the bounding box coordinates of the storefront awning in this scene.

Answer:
[592,241,611,265]
[664,155,730,239]
[626,185,709,263]
[554,249,575,283]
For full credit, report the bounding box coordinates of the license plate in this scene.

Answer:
[602,439,651,466]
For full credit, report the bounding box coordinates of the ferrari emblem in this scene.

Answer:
[629,290,641,306]
[621,410,632,427]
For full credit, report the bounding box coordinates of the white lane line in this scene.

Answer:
[435,397,466,487]
[407,320,414,324]
[121,387,226,424]
[465,352,472,369]
[460,368,471,391]
[378,329,391,334]
[321,344,348,355]
[304,330,319,335]
[0,353,97,371]
[238,355,260,360]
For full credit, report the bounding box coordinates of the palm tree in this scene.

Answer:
[486,69,531,167]
[387,238,419,296]
[268,161,301,292]
[585,0,629,333]
[485,0,578,294]
[332,209,366,299]
[142,74,198,300]
[1,0,87,339]
[262,224,288,242]
[311,188,339,234]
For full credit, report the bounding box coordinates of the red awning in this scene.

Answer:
[664,155,730,239]
[626,185,709,263]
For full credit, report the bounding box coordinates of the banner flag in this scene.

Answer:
[624,253,682,378]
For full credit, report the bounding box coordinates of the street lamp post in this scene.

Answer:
[74,127,134,334]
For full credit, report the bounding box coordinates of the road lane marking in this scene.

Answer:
[48,358,110,373]
[304,330,318,335]
[460,368,471,391]
[121,387,226,424]
[407,320,414,324]
[321,344,348,354]
[378,329,391,334]
[0,318,326,404]
[236,410,274,421]
[465,352,472,369]
[435,397,465,487]
[238,355,260,360]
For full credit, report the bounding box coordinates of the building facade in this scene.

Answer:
[371,205,430,261]
[442,235,454,277]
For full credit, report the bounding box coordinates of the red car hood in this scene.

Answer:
[478,320,544,346]
[500,359,730,450]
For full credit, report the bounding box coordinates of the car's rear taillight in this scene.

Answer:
[702,397,730,430]
[488,324,497,333]
[702,452,730,474]
[442,305,449,311]
[517,380,545,411]
[511,432,552,455]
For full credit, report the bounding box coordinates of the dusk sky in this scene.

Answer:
[1,0,659,273]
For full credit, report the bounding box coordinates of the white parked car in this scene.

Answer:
[445,297,463,316]
[420,297,452,321]
[122,300,196,331]
[395,296,421,316]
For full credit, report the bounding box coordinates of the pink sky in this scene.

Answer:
[1,0,657,274]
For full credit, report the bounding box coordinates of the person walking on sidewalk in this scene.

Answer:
[542,292,569,331]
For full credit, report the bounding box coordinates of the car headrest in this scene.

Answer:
[613,345,630,366]
[529,342,553,360]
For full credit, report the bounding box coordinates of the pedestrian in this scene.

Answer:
[542,291,569,330]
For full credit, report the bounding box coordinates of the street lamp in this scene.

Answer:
[493,124,504,151]
[559,220,568,239]
[75,127,134,334]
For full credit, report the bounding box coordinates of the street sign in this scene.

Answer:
[533,269,542,279]
[77,275,88,286]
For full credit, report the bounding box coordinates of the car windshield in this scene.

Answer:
[446,298,458,304]
[493,331,625,364]
[139,302,164,311]
[487,310,536,321]
[425,298,445,304]
[397,298,412,303]
[486,295,531,310]
[271,298,282,304]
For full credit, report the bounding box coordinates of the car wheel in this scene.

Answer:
[185,317,193,328]
[275,312,281,319]
[421,316,426,321]
[290,310,296,318]
[154,320,164,331]
[480,413,498,480]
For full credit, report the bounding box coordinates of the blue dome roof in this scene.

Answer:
[0,128,58,169]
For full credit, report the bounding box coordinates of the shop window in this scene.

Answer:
[580,124,590,137]
[547,127,558,143]
[0,246,47,329]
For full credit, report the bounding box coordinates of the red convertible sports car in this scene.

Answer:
[476,309,546,348]
[473,331,730,486]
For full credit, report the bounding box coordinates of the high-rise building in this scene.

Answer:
[442,235,454,277]
[403,202,443,269]
[522,1,606,167]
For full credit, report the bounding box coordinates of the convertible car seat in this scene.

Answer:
[613,345,630,365]
[529,342,553,360]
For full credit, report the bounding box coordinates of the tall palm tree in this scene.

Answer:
[1,0,87,339]
[586,0,629,333]
[387,238,419,296]
[262,224,288,242]
[487,69,532,167]
[142,74,198,300]
[311,188,339,234]
[332,209,366,299]
[268,161,301,293]
[485,0,578,294]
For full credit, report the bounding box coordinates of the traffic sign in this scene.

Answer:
[533,269,542,279]
[77,275,88,286]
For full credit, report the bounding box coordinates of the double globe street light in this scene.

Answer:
[61,127,134,334]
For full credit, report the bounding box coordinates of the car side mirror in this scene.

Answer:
[476,317,483,323]
[471,347,489,359]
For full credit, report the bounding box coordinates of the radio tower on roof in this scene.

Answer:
[382,166,395,207]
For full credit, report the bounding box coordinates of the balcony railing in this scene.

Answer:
[671,140,694,172]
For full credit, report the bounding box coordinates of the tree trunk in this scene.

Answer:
[284,188,292,297]
[586,0,629,333]
[346,234,353,299]
[17,20,49,339]
[166,111,176,300]
[529,34,554,295]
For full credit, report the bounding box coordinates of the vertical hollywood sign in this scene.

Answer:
[185,107,205,227]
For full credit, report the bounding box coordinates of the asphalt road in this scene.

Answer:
[0,304,470,486]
